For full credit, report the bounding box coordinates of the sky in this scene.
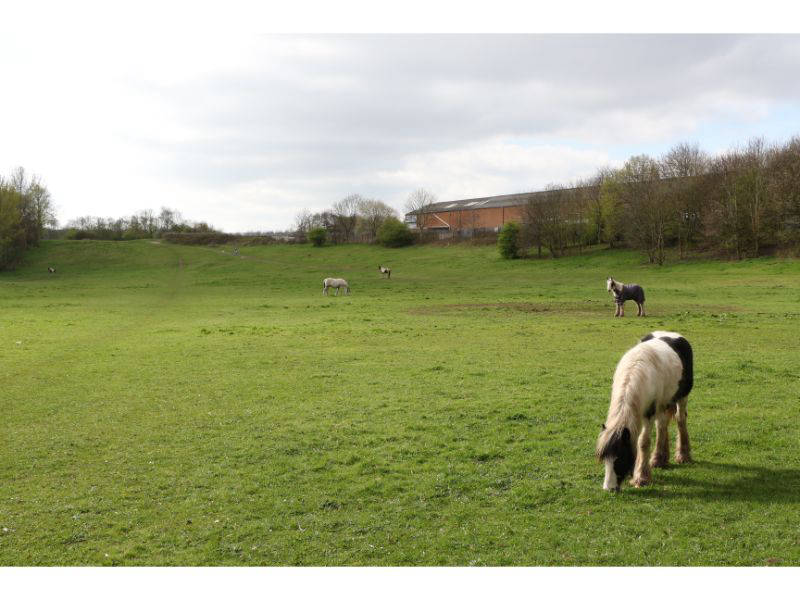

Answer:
[2,5,800,232]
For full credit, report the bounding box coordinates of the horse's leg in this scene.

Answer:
[675,397,692,463]
[619,303,625,317]
[632,418,653,487]
[650,409,672,468]
[637,302,645,317]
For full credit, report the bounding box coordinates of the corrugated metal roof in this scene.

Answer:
[417,191,543,213]
[408,183,602,215]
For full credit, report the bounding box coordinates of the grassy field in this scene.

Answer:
[1,239,799,566]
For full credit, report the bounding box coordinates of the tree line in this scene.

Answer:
[514,136,800,263]
[293,190,433,246]
[61,207,216,241]
[0,167,56,269]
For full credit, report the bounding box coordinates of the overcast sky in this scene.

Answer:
[2,29,800,231]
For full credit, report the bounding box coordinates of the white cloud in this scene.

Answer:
[2,33,800,231]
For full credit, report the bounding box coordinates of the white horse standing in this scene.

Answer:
[322,277,350,296]
[596,331,694,491]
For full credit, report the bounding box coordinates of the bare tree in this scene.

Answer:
[357,198,396,241]
[523,185,571,258]
[660,143,709,258]
[158,207,184,232]
[404,188,437,230]
[522,193,544,258]
[293,209,313,242]
[767,136,800,247]
[616,155,668,264]
[331,194,361,243]
[706,144,769,260]
[9,166,28,195]
[583,168,613,246]
[741,137,772,257]
[137,209,157,237]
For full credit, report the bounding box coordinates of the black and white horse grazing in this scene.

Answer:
[606,277,646,317]
[47,267,56,273]
[596,331,693,491]
[323,277,350,296]
[378,265,391,279]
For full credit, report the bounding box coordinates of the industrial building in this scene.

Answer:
[404,191,539,235]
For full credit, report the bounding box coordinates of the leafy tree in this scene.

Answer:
[497,221,521,259]
[0,167,54,269]
[308,226,328,247]
[377,217,414,247]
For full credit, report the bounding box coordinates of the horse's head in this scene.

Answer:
[596,424,635,491]
[606,277,615,292]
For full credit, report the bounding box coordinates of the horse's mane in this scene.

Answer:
[609,277,624,293]
[596,346,652,460]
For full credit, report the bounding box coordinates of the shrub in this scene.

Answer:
[377,218,414,247]
[123,229,148,241]
[498,221,522,259]
[308,227,328,247]
[161,232,235,245]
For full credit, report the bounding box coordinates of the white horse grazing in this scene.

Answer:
[378,265,391,279]
[323,277,350,296]
[596,331,694,491]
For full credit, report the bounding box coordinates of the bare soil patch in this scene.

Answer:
[408,301,608,316]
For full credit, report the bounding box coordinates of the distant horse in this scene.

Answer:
[323,278,350,296]
[607,276,646,317]
[232,247,240,256]
[596,331,694,491]
[47,267,56,273]
[378,265,391,279]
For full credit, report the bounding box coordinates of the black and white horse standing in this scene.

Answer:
[606,277,646,317]
[596,331,694,491]
[378,265,391,279]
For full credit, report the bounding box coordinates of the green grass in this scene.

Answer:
[1,239,799,565]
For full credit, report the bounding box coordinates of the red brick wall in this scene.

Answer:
[421,205,524,231]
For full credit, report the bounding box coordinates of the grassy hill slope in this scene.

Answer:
[1,240,799,565]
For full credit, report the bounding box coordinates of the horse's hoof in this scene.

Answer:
[650,456,669,469]
[631,478,649,488]
[675,454,692,464]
